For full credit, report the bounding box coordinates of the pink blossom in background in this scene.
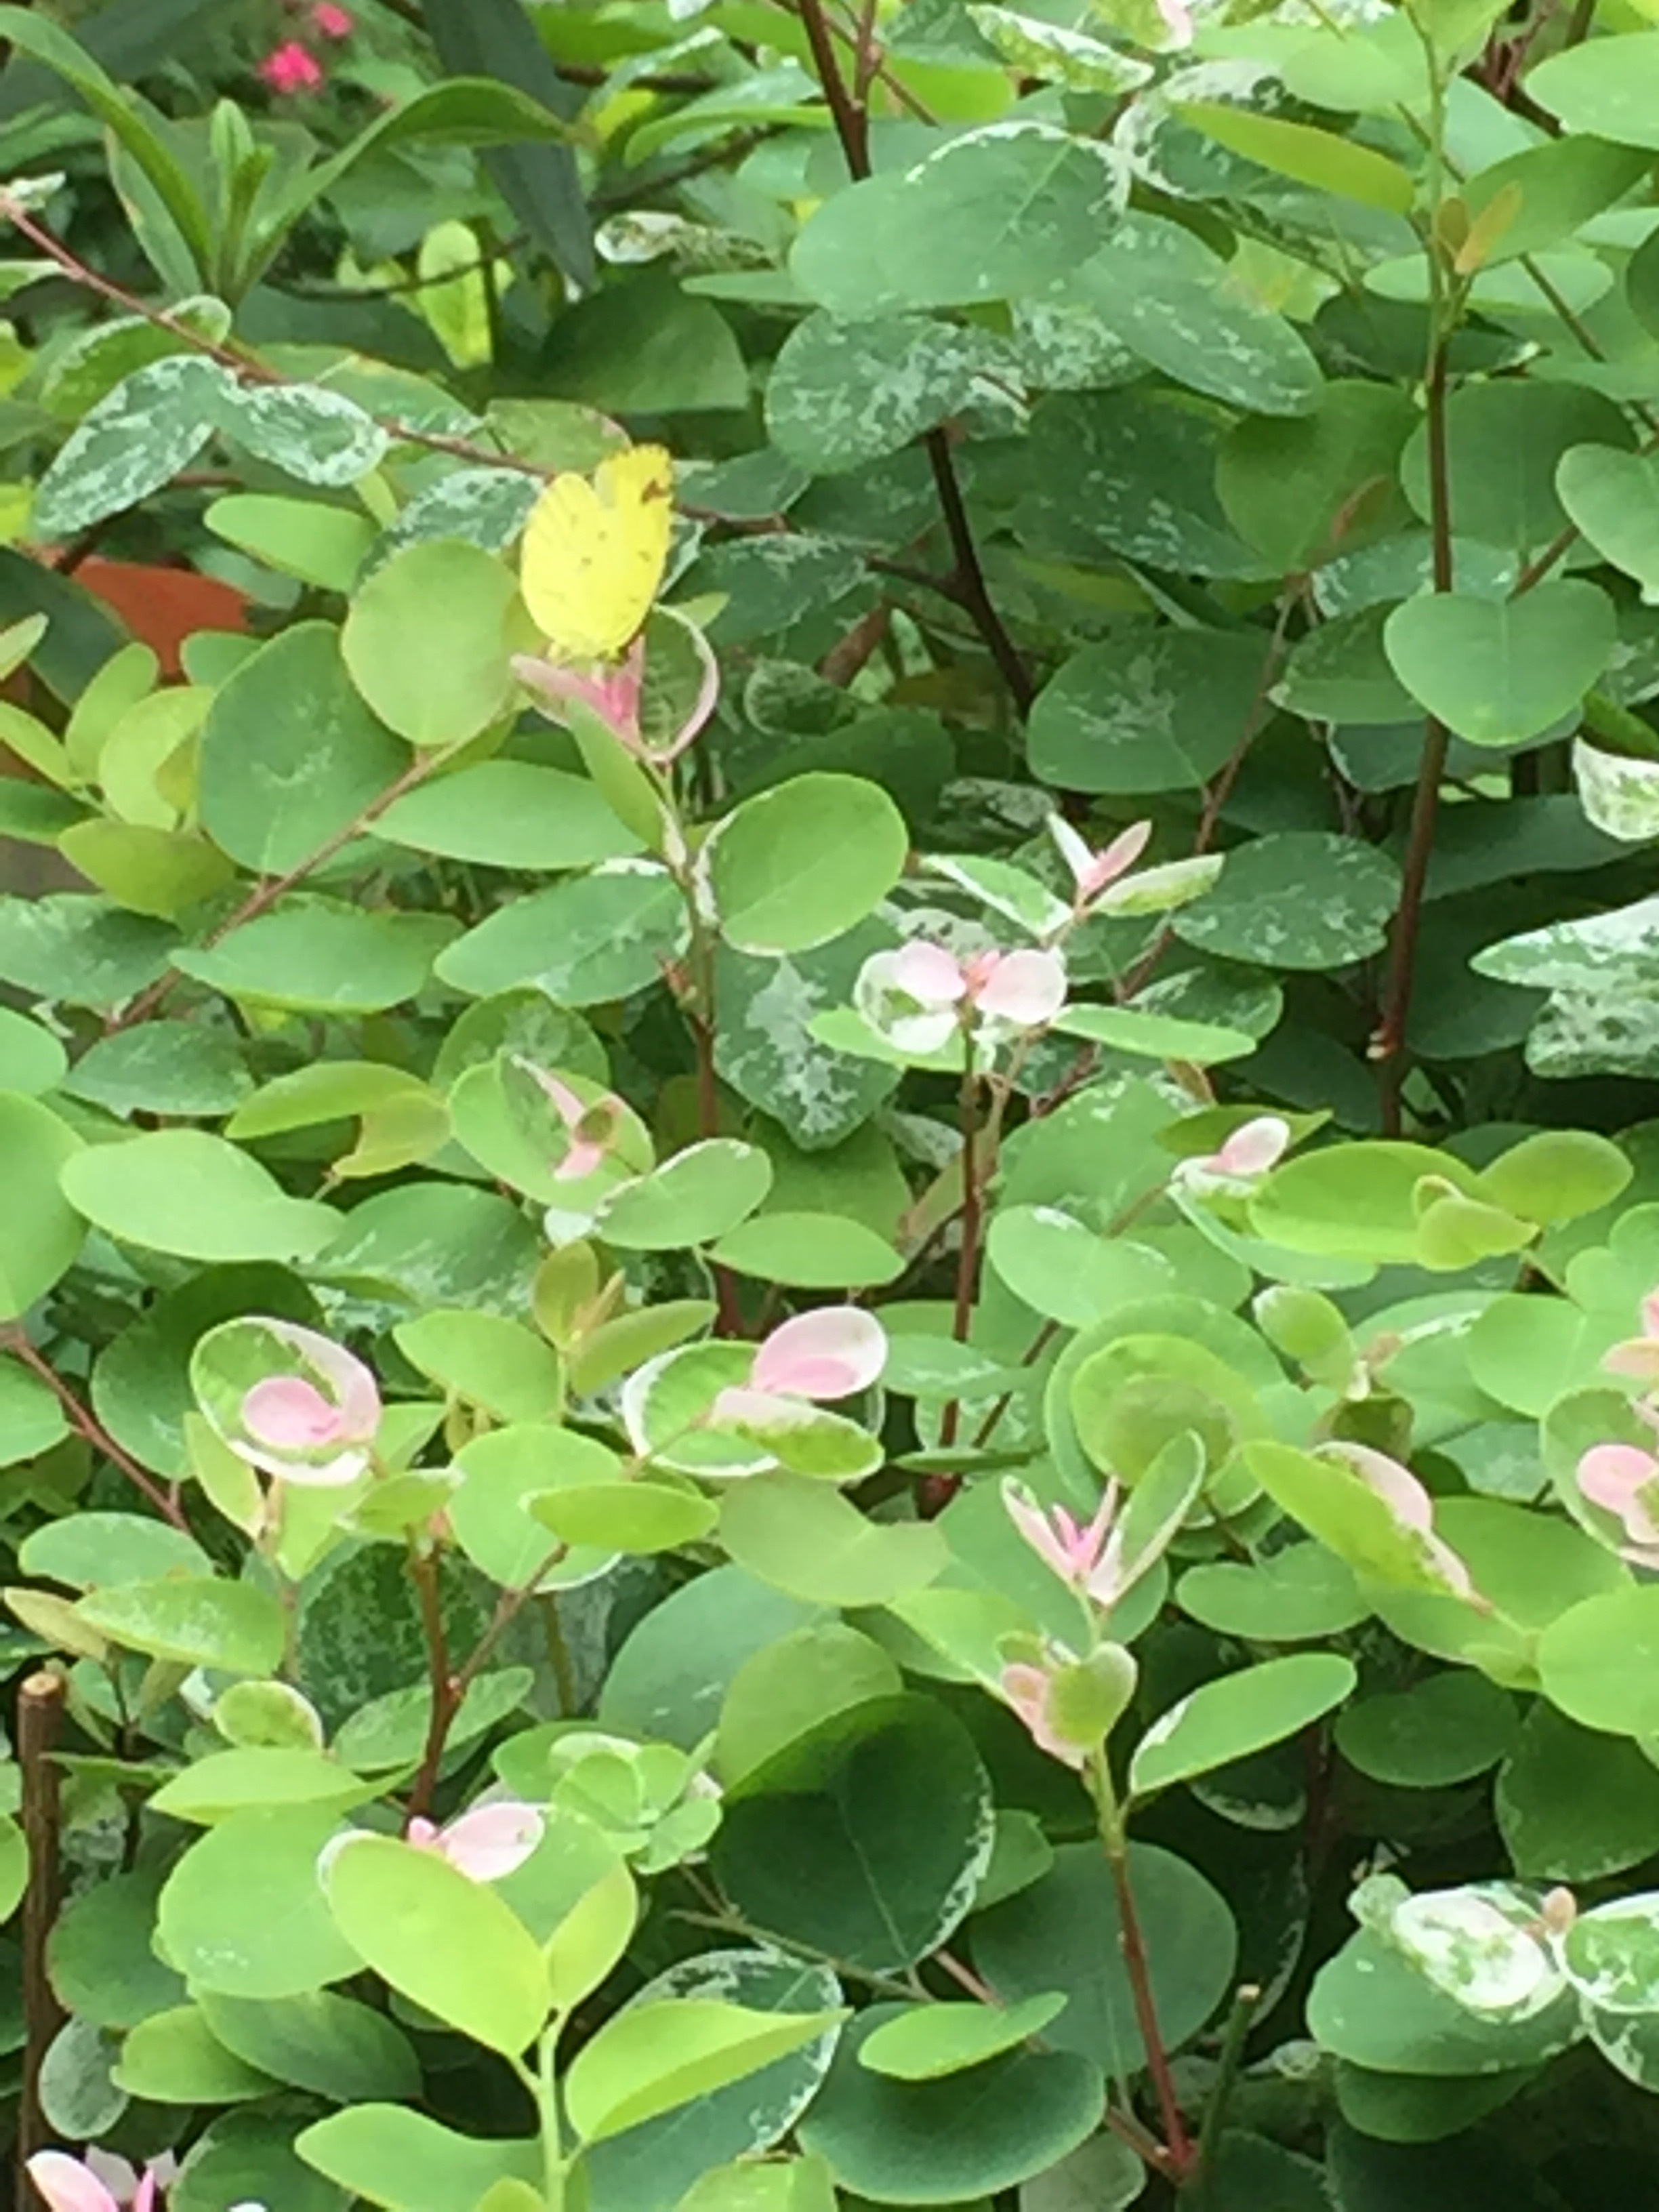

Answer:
[235,1323,382,1486]
[1175,1114,1291,1192]
[711,1307,888,1431]
[258,39,325,94]
[312,1,355,35]
[407,1801,545,1881]
[1155,0,1195,44]
[1578,1442,1659,1568]
[856,939,1067,1054]
[1049,814,1153,906]
[25,2152,207,2212]
[1001,1658,1085,1769]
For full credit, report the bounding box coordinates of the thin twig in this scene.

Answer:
[1196,1983,1262,2200]
[406,1546,457,1825]
[3,1334,190,1529]
[17,1672,64,2212]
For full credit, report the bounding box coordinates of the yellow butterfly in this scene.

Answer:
[519,443,674,663]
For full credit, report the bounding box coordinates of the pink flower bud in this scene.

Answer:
[258,39,325,94]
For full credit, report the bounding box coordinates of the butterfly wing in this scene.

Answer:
[520,443,674,661]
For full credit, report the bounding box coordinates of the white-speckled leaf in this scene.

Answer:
[1573,738,1659,842]
[1473,893,1659,991]
[1069,213,1323,417]
[1523,987,1659,1080]
[1391,1885,1565,2020]
[922,855,1070,939]
[766,312,1015,474]
[790,124,1128,319]
[1173,832,1399,970]
[1010,298,1143,393]
[220,383,390,489]
[34,355,232,539]
[967,6,1153,91]
[366,468,544,581]
[716,920,902,1149]
[1563,1896,1659,2014]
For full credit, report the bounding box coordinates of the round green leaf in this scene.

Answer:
[598,1566,822,1750]
[342,540,520,747]
[1400,382,1630,556]
[711,774,908,956]
[1557,443,1659,599]
[858,1994,1066,2081]
[199,622,408,876]
[77,1577,287,1675]
[49,1866,186,2028]
[1177,1545,1368,1641]
[1028,627,1271,795]
[710,1211,903,1288]
[60,1129,340,1262]
[373,760,642,870]
[712,1697,994,1973]
[173,899,449,1016]
[598,1140,773,1250]
[798,2005,1101,2203]
[1172,831,1399,970]
[1528,30,1659,150]
[766,313,1004,476]
[0,1093,84,1319]
[716,1624,902,1787]
[324,1834,549,2055]
[1335,1671,1519,1788]
[1498,1702,1659,1882]
[1538,1586,1659,1737]
[0,1356,69,1468]
[1308,1929,1581,2075]
[0,1004,66,1094]
[1382,582,1616,747]
[720,1475,949,1607]
[64,1021,251,1118]
[159,1806,363,2000]
[114,2005,280,2105]
[436,867,689,1005]
[974,1843,1236,2077]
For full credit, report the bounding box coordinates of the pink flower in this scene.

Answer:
[1325,1441,1479,1600]
[1175,1115,1291,1193]
[26,2152,184,2212]
[1004,1479,1118,1594]
[518,1061,624,1182]
[258,39,325,94]
[311,1,354,35]
[1155,0,1195,44]
[1049,815,1153,907]
[514,613,719,769]
[1578,1442,1659,1567]
[711,1307,887,1429]
[407,1801,544,1882]
[855,941,1067,1054]
[234,1324,382,1487]
[1603,1291,1659,1383]
[1001,1658,1086,1769]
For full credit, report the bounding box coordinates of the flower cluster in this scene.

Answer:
[856,940,1068,1056]
[257,3,352,96]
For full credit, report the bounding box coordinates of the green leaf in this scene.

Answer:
[0,1357,69,1468]
[150,1748,375,1824]
[712,1697,993,1973]
[77,1577,287,1675]
[175,899,449,1016]
[33,356,230,539]
[219,384,389,489]
[986,1208,1174,1330]
[205,495,377,592]
[298,2106,541,2212]
[539,274,747,414]
[199,622,407,875]
[343,541,521,748]
[49,1866,186,2028]
[528,1481,717,1555]
[1176,102,1416,211]
[0,1004,67,1095]
[715,924,903,1151]
[1538,1586,1659,1737]
[196,1990,419,2102]
[1246,1440,1463,1593]
[1401,383,1629,558]
[711,775,908,956]
[791,128,1124,316]
[567,1998,847,2146]
[598,1565,822,1750]
[373,760,642,870]
[60,1128,339,1263]
[1067,214,1322,417]
[1498,1704,1659,1882]
[393,1309,562,1423]
[115,2005,280,2104]
[0,1093,84,1319]
[1336,1672,1520,1788]
[599,1141,773,1250]
[765,314,1006,476]
[720,1475,948,1606]
[1129,1653,1357,1799]
[858,1994,1067,2081]
[1217,381,1416,574]
[798,2005,1101,2203]
[436,867,688,1004]
[1029,627,1271,795]
[710,1211,904,1288]
[1178,1546,1368,1642]
[716,1624,903,1787]
[324,1834,550,2055]
[20,1512,207,1590]
[1477,1128,1630,1223]
[1172,832,1399,970]
[1248,1140,1487,1263]
[1051,1004,1254,1064]
[1527,30,1659,150]
[1557,444,1659,600]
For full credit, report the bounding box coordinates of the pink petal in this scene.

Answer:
[893,941,968,1008]
[243,1376,345,1450]
[972,948,1067,1027]
[1002,1480,1084,1582]
[522,1065,590,1135]
[1155,0,1194,42]
[26,2156,121,2212]
[1214,1115,1291,1177]
[1641,1291,1659,1341]
[1079,820,1153,899]
[438,1802,545,1882]
[131,2177,157,2212]
[751,1307,888,1400]
[556,1134,609,1183]
[1603,1338,1659,1381]
[262,1320,382,1441]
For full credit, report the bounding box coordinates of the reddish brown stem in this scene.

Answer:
[3,1334,190,1530]
[406,1547,457,1826]
[1108,1843,1195,2175]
